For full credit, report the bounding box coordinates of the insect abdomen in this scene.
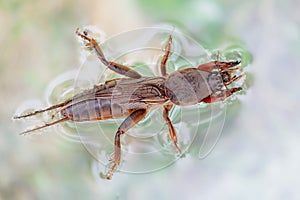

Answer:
[62,98,129,121]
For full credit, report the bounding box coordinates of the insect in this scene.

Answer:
[14,28,245,179]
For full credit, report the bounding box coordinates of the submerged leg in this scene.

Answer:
[202,87,242,103]
[76,29,142,79]
[160,34,172,77]
[163,104,181,154]
[106,109,147,179]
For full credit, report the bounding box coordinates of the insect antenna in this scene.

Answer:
[13,102,68,119]
[19,117,69,135]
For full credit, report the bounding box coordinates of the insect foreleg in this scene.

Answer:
[198,61,241,72]
[163,104,182,155]
[160,34,172,77]
[202,87,242,103]
[106,109,147,179]
[76,29,142,79]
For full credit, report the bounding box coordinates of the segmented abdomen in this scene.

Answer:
[62,98,129,121]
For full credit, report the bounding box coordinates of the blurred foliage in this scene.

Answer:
[136,0,251,49]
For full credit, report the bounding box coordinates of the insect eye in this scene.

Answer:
[222,72,231,83]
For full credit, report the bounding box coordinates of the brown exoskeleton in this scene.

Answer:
[14,29,245,179]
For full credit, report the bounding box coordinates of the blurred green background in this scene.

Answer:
[1,0,300,199]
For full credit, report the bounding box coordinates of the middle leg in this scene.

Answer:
[160,34,172,77]
[163,104,182,154]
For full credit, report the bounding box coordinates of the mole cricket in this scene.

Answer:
[14,28,245,179]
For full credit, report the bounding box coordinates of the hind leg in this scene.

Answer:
[106,109,147,179]
[76,29,142,79]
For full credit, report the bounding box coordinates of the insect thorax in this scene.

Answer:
[165,68,212,106]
